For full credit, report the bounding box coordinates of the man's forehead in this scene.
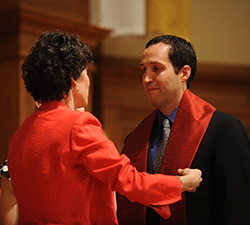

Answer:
[140,44,170,65]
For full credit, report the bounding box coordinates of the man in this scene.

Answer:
[117,35,250,225]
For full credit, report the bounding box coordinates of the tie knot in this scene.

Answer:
[162,118,170,129]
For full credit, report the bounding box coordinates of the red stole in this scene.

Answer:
[117,90,215,225]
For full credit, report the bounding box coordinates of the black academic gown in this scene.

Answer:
[117,90,250,225]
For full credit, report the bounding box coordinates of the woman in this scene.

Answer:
[7,31,202,225]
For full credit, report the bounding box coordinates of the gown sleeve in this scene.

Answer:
[70,112,182,219]
[214,116,250,224]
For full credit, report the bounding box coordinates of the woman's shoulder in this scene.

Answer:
[71,110,101,126]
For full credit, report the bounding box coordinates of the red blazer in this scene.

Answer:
[8,100,182,225]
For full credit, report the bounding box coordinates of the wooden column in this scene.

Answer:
[0,0,20,164]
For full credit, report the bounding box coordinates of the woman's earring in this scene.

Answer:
[72,83,80,92]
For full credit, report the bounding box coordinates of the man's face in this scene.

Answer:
[140,43,186,111]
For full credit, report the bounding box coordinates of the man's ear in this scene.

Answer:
[180,65,191,82]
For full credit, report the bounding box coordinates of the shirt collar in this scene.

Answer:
[157,107,178,124]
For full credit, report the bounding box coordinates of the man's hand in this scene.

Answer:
[177,168,202,192]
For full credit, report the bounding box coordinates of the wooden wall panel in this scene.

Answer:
[98,57,250,152]
[0,1,20,164]
[97,58,153,151]
[21,0,89,23]
[0,60,20,163]
[191,63,250,135]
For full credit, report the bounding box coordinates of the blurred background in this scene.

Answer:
[0,0,249,163]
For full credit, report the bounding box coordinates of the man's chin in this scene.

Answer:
[147,99,159,108]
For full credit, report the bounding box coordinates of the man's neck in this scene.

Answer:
[159,89,186,117]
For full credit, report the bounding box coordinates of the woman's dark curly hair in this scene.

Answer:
[145,35,197,89]
[22,30,93,102]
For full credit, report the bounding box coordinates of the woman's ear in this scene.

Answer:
[71,77,78,91]
[35,101,41,109]
[180,65,191,82]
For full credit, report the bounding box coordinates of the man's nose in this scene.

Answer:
[143,71,153,83]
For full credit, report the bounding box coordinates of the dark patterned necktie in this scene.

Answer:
[153,118,171,173]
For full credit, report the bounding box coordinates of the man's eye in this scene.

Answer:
[141,68,146,73]
[153,66,160,72]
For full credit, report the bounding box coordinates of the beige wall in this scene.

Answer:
[191,0,250,66]
[101,0,250,67]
